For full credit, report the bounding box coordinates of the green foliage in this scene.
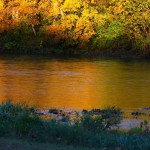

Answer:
[80,107,123,132]
[129,127,143,134]
[0,100,42,137]
[0,101,149,149]
[80,114,103,132]
[101,107,123,129]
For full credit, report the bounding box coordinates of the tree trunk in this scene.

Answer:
[32,24,37,36]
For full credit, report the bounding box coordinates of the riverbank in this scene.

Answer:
[0,101,150,150]
[37,108,150,130]
[0,46,150,59]
[0,32,149,59]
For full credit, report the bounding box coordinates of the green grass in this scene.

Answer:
[0,100,149,150]
[0,137,96,150]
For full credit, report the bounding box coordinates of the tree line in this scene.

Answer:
[0,0,149,56]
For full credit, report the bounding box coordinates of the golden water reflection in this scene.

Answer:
[0,57,150,110]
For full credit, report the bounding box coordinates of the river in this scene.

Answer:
[0,56,150,110]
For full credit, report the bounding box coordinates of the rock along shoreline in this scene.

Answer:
[35,108,150,130]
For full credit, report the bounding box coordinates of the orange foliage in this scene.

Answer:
[0,0,149,49]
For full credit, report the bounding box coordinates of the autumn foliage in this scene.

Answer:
[0,0,149,56]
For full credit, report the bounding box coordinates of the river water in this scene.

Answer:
[0,56,150,110]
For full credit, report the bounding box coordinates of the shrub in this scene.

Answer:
[0,100,149,150]
[80,107,123,132]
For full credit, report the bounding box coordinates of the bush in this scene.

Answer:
[80,114,104,132]
[0,100,149,150]
[80,107,123,132]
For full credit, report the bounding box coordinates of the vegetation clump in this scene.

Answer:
[79,107,123,132]
[0,100,149,149]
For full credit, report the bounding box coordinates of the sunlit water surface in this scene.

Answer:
[0,56,150,110]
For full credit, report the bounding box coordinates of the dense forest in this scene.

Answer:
[0,0,149,56]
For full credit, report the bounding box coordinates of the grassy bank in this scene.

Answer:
[0,137,94,150]
[0,100,150,150]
